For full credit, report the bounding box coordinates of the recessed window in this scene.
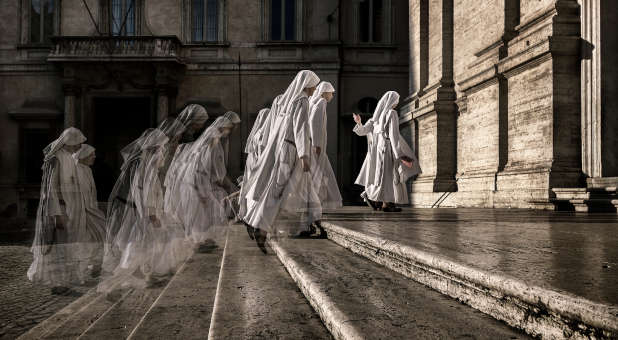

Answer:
[262,0,301,42]
[111,0,136,36]
[358,0,390,43]
[270,0,296,41]
[30,0,56,43]
[192,0,221,42]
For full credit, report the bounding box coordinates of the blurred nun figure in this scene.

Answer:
[102,129,153,275]
[353,91,422,211]
[306,81,343,237]
[72,144,106,279]
[99,122,192,292]
[180,111,241,250]
[242,70,320,253]
[238,107,271,230]
[28,127,86,294]
[163,104,209,227]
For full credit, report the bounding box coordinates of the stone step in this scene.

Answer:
[269,236,529,340]
[320,220,618,340]
[18,245,224,339]
[207,225,331,339]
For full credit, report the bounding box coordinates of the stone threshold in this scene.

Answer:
[319,221,618,340]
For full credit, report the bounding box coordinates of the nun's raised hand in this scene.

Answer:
[353,113,362,125]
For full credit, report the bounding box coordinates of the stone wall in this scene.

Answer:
[402,0,589,208]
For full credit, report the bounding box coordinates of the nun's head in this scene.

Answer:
[305,86,317,96]
[64,144,81,153]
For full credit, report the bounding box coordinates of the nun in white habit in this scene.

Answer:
[72,144,106,278]
[99,126,191,292]
[238,108,271,226]
[163,104,209,227]
[102,129,153,275]
[28,127,86,294]
[353,91,421,211]
[180,112,240,247]
[242,70,320,253]
[307,81,343,236]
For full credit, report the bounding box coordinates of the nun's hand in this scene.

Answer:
[55,215,66,230]
[353,113,362,125]
[401,156,414,169]
[301,156,310,172]
[149,215,161,229]
[315,147,321,157]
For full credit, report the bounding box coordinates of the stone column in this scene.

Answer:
[62,67,79,128]
[579,0,602,178]
[580,0,618,179]
[63,85,79,128]
[156,87,169,124]
[414,0,457,194]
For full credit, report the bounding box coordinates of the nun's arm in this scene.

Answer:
[353,119,374,136]
[292,98,311,160]
[46,159,63,217]
[388,110,404,160]
[309,100,325,151]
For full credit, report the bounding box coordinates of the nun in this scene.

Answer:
[102,129,153,275]
[163,104,209,226]
[353,91,421,211]
[306,81,342,237]
[72,144,106,278]
[180,111,241,248]
[28,127,86,294]
[238,107,271,232]
[242,70,320,253]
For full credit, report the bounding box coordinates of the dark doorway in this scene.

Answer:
[92,97,152,201]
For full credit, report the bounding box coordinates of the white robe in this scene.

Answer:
[243,94,316,233]
[28,149,86,286]
[354,109,421,204]
[182,138,229,245]
[74,162,106,274]
[309,98,342,213]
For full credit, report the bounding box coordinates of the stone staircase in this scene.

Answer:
[552,181,618,213]
[19,211,618,339]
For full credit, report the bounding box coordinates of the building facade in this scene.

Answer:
[0,0,410,218]
[400,0,618,210]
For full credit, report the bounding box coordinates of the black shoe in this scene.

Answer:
[296,224,316,238]
[51,286,70,295]
[382,206,402,212]
[255,229,268,254]
[314,221,328,239]
[243,220,256,240]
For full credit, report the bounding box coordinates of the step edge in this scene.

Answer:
[269,239,366,340]
[321,222,618,333]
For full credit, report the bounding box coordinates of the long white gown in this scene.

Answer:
[72,145,106,277]
[242,70,321,234]
[28,127,87,287]
[99,129,191,292]
[238,108,271,218]
[354,91,421,204]
[308,82,342,215]
[180,112,240,245]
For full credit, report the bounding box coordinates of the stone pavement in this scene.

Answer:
[0,242,89,340]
